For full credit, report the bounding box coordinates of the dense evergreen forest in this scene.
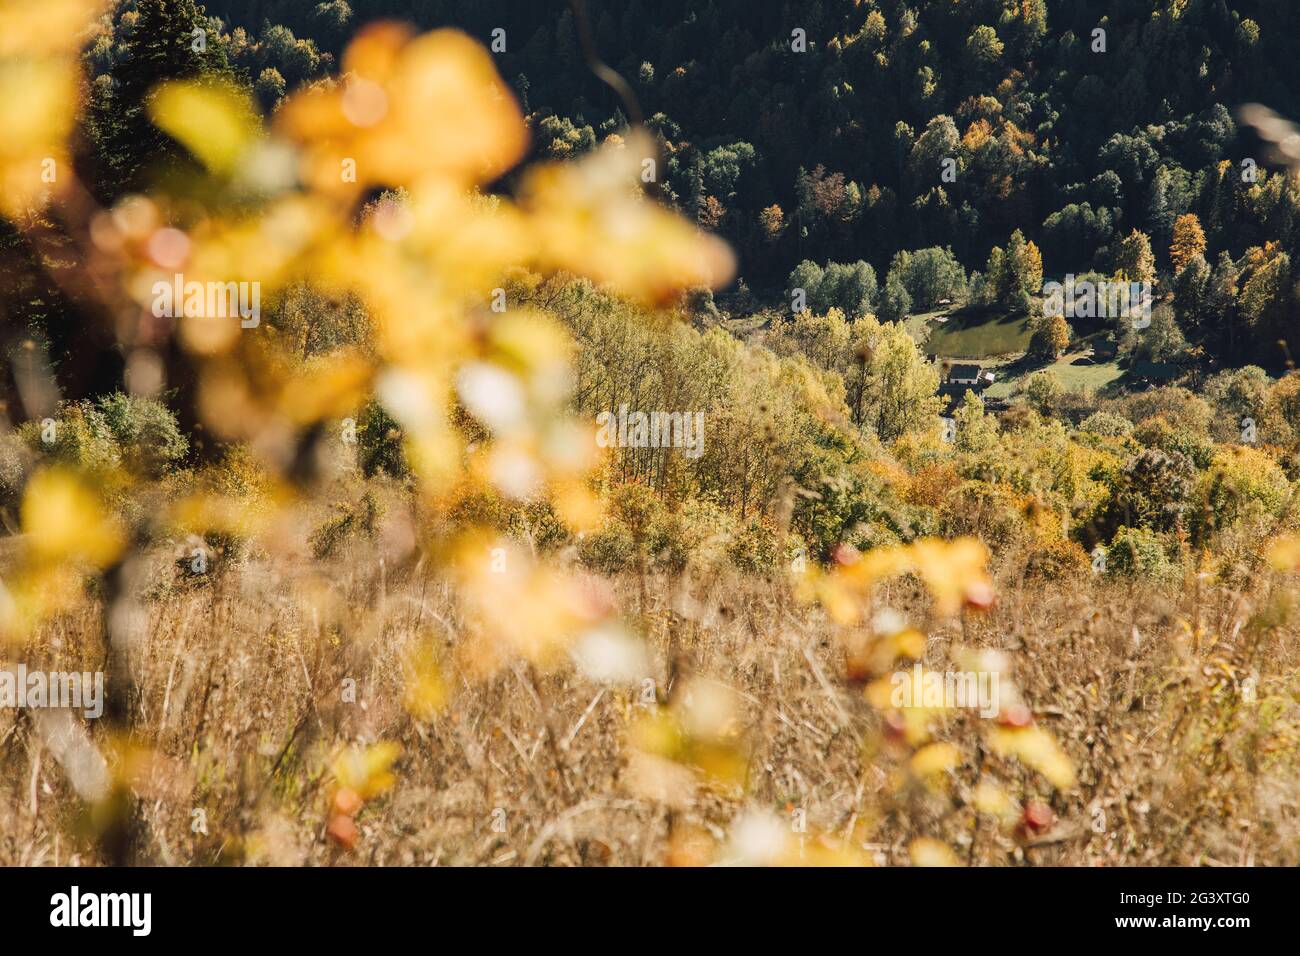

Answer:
[6,0,1300,403]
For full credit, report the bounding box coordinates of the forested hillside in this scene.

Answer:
[7,0,1300,401]
[4,0,1300,873]
[110,1,1300,285]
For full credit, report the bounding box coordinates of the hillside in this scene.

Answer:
[1,0,1300,888]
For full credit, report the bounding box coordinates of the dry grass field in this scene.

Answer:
[5,512,1297,867]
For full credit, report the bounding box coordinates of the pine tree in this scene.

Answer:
[90,0,229,200]
[1172,253,1211,339]
[1145,166,1173,251]
[1207,251,1241,357]
[1001,229,1042,314]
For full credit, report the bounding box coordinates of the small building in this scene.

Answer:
[948,363,982,386]
[1131,360,1178,385]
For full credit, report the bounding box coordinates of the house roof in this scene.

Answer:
[949,363,981,379]
[1132,360,1178,380]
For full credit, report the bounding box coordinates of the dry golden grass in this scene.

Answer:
[4,530,1299,867]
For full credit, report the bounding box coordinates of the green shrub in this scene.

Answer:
[1024,369,1064,414]
[645,512,693,573]
[1109,447,1197,531]
[1132,417,1213,469]
[577,524,636,573]
[17,394,187,479]
[19,403,120,471]
[849,521,903,552]
[94,392,188,476]
[357,400,408,479]
[507,498,570,553]
[1105,526,1179,582]
[1079,411,1132,438]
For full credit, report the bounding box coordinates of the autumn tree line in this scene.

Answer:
[4,0,1300,585]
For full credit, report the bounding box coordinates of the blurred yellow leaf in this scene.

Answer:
[0,0,105,218]
[987,724,1077,790]
[973,780,1019,824]
[402,642,448,721]
[149,80,261,175]
[21,469,124,568]
[331,742,401,801]
[909,837,960,866]
[910,741,961,780]
[1267,535,1300,572]
[521,130,735,304]
[278,24,527,193]
[0,0,106,57]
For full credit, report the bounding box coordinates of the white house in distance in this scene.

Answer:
[947,363,996,388]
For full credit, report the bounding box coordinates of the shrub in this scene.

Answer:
[0,431,28,510]
[94,392,188,477]
[726,520,780,573]
[1110,447,1197,531]
[1025,369,1064,414]
[310,491,382,559]
[577,524,637,573]
[1197,446,1291,532]
[507,498,570,553]
[939,481,1027,551]
[1132,417,1213,469]
[849,521,903,552]
[1104,526,1179,582]
[19,403,120,472]
[1112,386,1212,435]
[448,489,511,530]
[579,495,739,575]
[608,484,666,544]
[645,509,709,574]
[1024,539,1091,581]
[357,400,408,479]
[207,443,270,499]
[1079,411,1132,438]
[17,394,187,479]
